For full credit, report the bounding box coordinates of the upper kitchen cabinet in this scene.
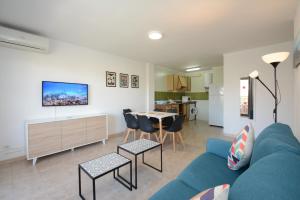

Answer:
[186,76,191,91]
[166,75,191,91]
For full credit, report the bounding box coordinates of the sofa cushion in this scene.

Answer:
[228,123,254,170]
[250,123,300,165]
[178,152,246,192]
[229,151,300,200]
[149,179,199,200]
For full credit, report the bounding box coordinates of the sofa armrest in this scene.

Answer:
[206,138,231,159]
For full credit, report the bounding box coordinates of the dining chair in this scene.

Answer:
[123,108,132,115]
[162,115,184,152]
[149,108,160,125]
[162,108,177,128]
[137,115,160,142]
[123,113,139,142]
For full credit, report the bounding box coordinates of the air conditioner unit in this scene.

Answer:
[0,26,49,53]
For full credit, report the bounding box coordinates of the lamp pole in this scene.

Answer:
[254,75,277,123]
[271,62,279,123]
[250,51,289,124]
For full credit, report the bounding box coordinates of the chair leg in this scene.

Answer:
[123,129,130,143]
[172,132,176,152]
[133,129,136,140]
[147,133,151,140]
[162,132,168,144]
[154,132,160,142]
[178,132,185,148]
[140,132,144,139]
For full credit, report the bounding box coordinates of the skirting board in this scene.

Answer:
[0,146,25,162]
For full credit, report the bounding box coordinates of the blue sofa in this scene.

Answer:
[150,123,300,200]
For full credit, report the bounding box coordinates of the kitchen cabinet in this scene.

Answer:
[166,75,177,91]
[155,104,179,113]
[186,76,191,91]
[166,75,190,91]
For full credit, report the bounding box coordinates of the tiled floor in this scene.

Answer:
[0,120,230,200]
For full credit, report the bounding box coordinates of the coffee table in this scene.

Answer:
[117,139,162,189]
[78,152,132,200]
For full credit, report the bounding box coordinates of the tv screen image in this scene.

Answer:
[42,81,88,106]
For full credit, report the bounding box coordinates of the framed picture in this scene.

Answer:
[106,71,116,87]
[119,73,129,88]
[131,75,139,88]
[240,77,253,119]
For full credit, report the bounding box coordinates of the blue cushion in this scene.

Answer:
[149,179,199,200]
[229,151,300,200]
[177,152,246,192]
[250,123,300,165]
[206,138,232,159]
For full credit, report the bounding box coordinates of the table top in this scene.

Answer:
[79,153,130,178]
[130,111,177,119]
[118,139,161,155]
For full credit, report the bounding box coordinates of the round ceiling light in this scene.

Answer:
[148,31,163,40]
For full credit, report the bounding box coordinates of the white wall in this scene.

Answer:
[146,63,155,111]
[224,41,294,136]
[0,39,149,160]
[294,2,300,139]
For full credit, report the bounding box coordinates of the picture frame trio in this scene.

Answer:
[106,71,139,88]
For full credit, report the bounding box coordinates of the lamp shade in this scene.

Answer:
[249,70,259,79]
[262,52,289,64]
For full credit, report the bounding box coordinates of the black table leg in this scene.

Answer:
[142,144,163,172]
[130,161,132,190]
[134,155,137,189]
[93,179,96,200]
[79,166,84,200]
[113,161,133,191]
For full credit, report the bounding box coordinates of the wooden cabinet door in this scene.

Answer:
[186,76,191,91]
[28,121,62,159]
[61,119,86,149]
[166,75,174,91]
[86,116,107,143]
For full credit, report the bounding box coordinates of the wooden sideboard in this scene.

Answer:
[25,114,108,165]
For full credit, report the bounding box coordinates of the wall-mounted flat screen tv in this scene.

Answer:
[42,81,88,106]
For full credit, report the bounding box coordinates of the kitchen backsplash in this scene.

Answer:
[155,91,209,100]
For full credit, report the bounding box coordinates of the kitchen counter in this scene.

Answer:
[154,101,197,121]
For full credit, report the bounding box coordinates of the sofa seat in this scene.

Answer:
[150,152,246,200]
[149,179,199,200]
[178,152,246,192]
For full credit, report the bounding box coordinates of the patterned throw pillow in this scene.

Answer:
[190,184,230,200]
[228,123,254,170]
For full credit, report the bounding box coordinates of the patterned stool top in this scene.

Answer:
[118,139,160,155]
[80,153,130,178]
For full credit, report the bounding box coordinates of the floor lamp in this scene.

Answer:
[249,52,289,123]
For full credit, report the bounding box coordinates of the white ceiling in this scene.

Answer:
[0,0,297,69]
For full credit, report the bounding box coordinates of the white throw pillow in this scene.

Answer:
[227,123,254,170]
[190,184,230,200]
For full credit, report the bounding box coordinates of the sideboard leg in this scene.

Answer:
[102,139,106,145]
[33,158,37,166]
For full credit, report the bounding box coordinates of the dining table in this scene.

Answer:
[130,111,178,143]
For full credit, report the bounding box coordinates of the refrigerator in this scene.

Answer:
[209,85,224,127]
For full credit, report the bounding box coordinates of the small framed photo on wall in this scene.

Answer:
[119,73,129,88]
[131,75,139,88]
[106,71,116,87]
